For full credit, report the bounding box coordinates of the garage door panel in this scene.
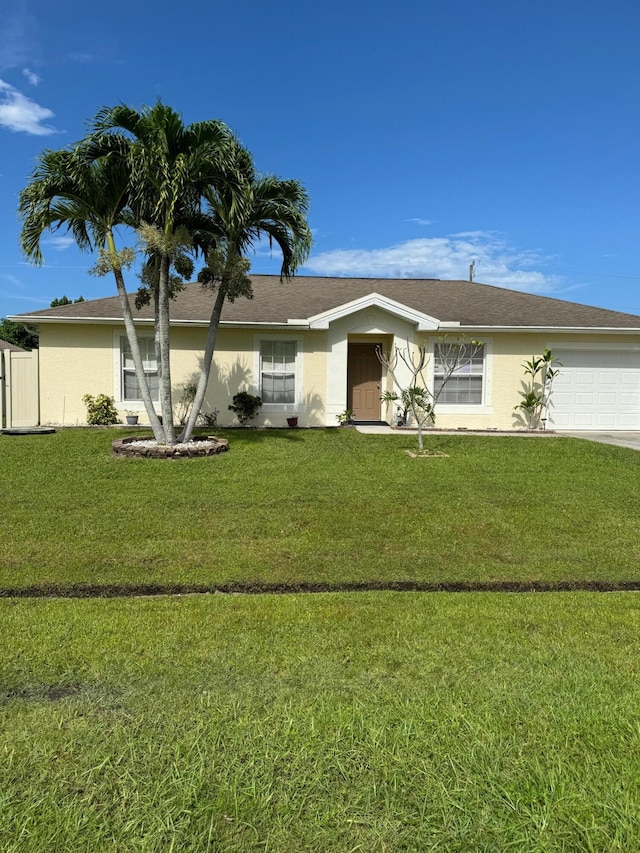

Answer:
[552,391,572,406]
[598,374,618,386]
[595,413,618,428]
[549,348,640,430]
[550,412,572,427]
[620,413,640,428]
[622,373,640,386]
[597,392,617,407]
[575,392,596,405]
[576,373,596,386]
[621,393,640,405]
[573,412,599,427]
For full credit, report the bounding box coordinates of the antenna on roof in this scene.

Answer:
[469,260,475,282]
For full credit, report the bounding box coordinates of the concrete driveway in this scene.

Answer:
[559,431,640,451]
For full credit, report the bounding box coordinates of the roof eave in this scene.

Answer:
[11,315,640,335]
[8,315,156,326]
[11,315,311,331]
[454,325,640,334]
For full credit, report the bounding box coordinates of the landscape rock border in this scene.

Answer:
[112,435,230,459]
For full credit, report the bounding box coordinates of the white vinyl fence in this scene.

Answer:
[0,348,39,428]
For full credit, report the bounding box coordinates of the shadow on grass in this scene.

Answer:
[192,426,353,445]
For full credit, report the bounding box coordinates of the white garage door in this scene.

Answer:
[548,349,640,430]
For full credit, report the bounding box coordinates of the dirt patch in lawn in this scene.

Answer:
[2,579,640,599]
[0,684,83,704]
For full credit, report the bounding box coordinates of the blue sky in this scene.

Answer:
[1,0,639,319]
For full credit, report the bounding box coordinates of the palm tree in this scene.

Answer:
[178,145,312,443]
[85,103,240,443]
[18,146,166,442]
[20,102,310,446]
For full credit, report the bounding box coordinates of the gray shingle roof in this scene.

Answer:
[0,338,26,351]
[13,276,640,329]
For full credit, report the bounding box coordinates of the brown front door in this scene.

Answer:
[347,343,382,420]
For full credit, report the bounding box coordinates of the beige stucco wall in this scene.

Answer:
[201,327,327,427]
[38,323,327,428]
[416,331,640,430]
[38,322,640,429]
[39,323,115,425]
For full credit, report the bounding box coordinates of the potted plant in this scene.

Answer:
[336,409,355,427]
[286,416,298,428]
[125,411,139,425]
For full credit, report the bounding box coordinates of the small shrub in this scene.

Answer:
[174,381,197,426]
[228,392,262,426]
[82,393,119,425]
[514,349,562,429]
[197,409,219,427]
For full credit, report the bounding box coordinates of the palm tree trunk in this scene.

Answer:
[153,288,161,388]
[157,252,175,443]
[178,284,226,443]
[107,233,165,443]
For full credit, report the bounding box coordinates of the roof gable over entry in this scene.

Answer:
[307,292,441,330]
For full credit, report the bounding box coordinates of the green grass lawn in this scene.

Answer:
[2,429,640,851]
[1,427,640,590]
[1,592,639,852]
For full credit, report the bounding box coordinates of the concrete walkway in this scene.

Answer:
[355,425,554,438]
[558,431,640,451]
[355,424,640,450]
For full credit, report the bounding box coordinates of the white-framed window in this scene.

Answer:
[434,343,485,405]
[260,340,296,403]
[120,336,159,402]
[253,335,304,411]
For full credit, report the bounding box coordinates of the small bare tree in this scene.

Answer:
[376,337,484,452]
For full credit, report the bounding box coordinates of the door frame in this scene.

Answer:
[347,341,383,420]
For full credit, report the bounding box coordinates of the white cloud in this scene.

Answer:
[0,10,36,69]
[45,235,76,251]
[0,291,53,305]
[304,232,563,294]
[22,67,40,86]
[0,272,24,288]
[0,78,58,135]
[406,218,433,226]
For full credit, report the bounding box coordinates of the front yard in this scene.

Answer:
[1,427,640,590]
[2,592,639,851]
[2,429,639,851]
